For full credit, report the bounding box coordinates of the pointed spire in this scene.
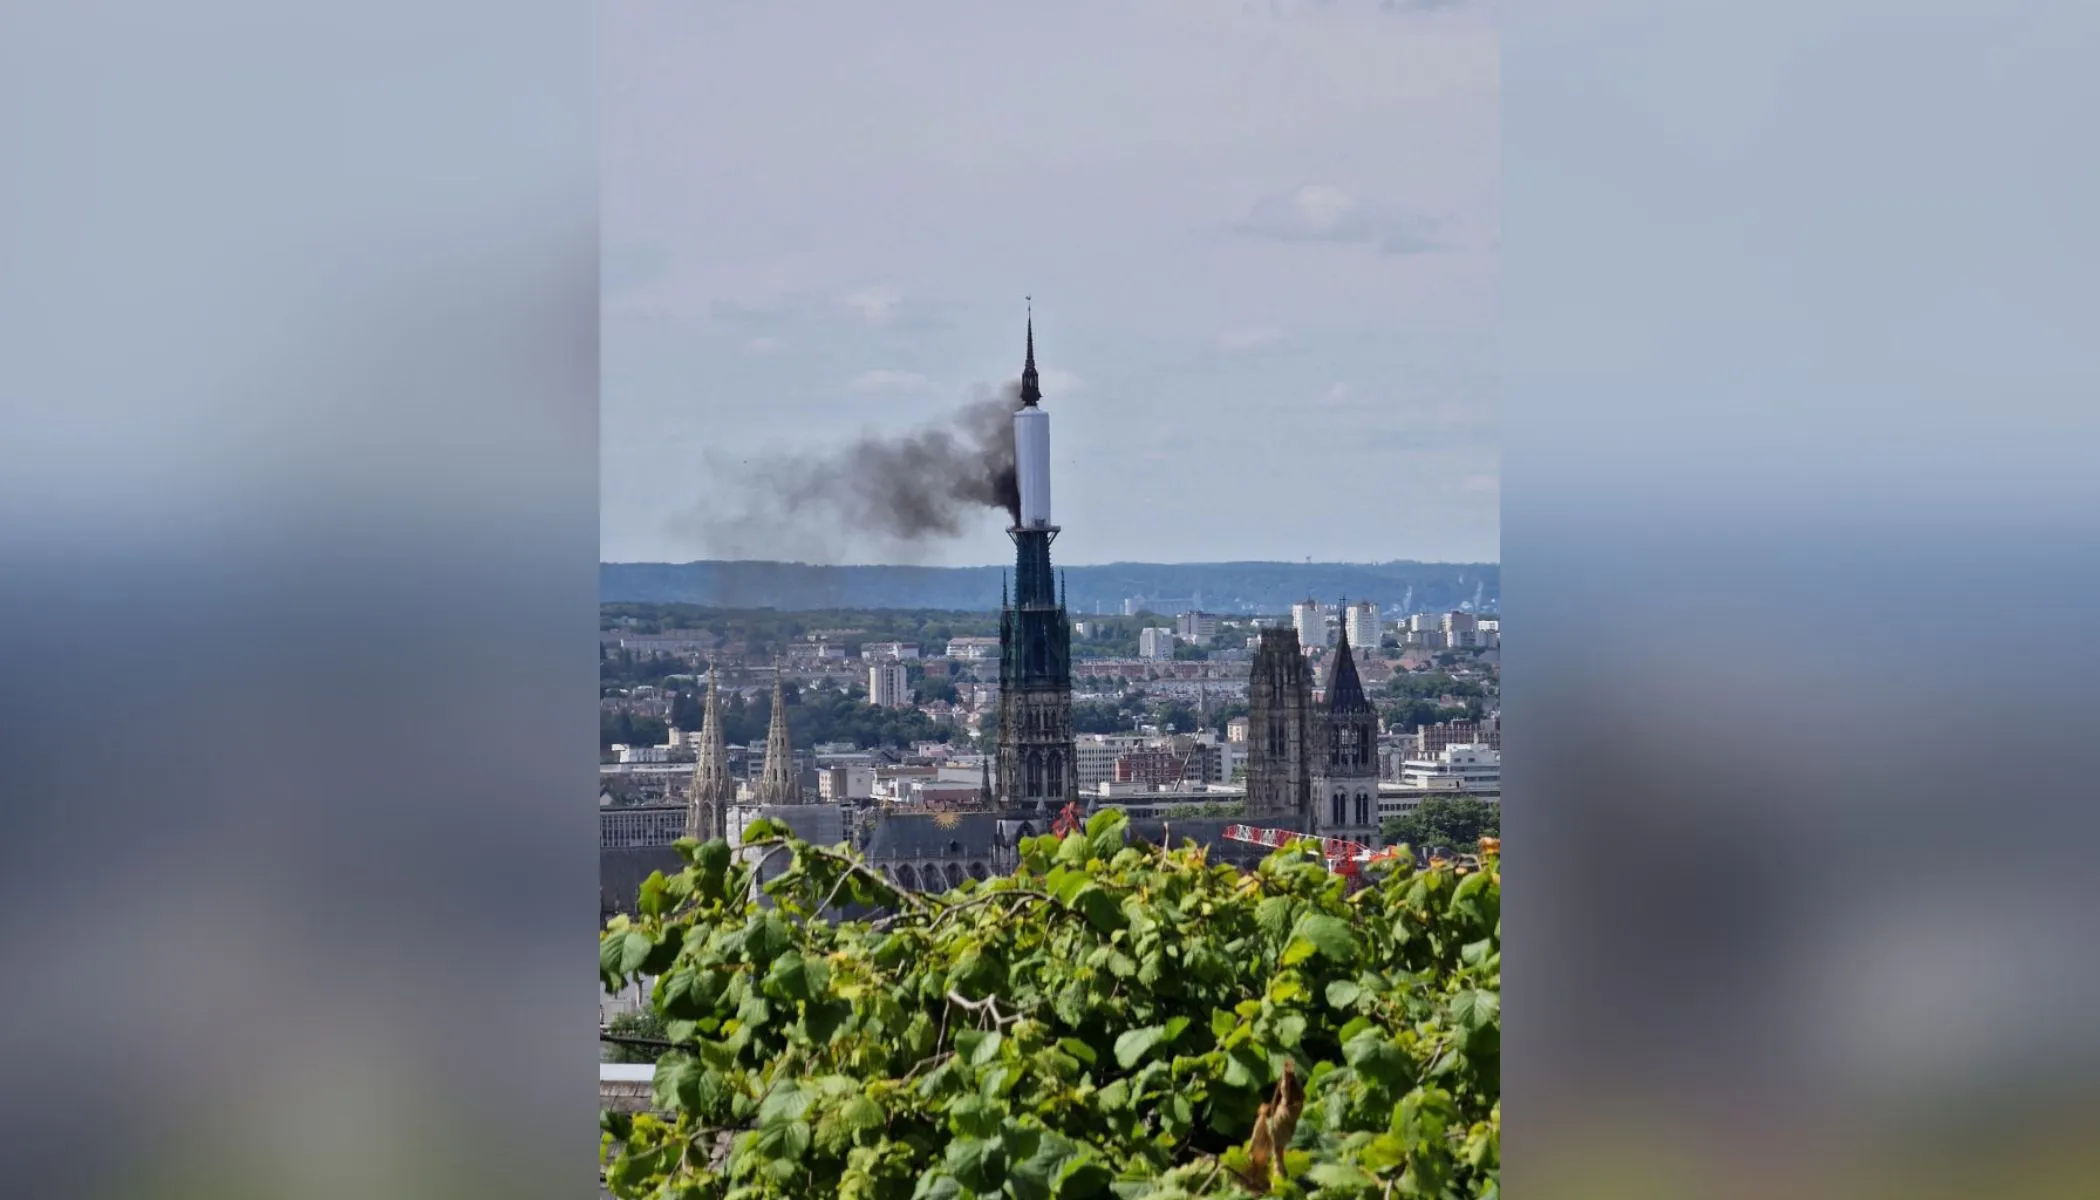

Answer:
[1324,622,1372,714]
[979,755,993,807]
[1019,300,1041,407]
[756,660,802,804]
[686,662,733,840]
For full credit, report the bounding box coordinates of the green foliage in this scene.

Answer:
[598,814,1500,1198]
[1380,797,1500,857]
[606,1009,669,1065]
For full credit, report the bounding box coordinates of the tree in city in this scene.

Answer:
[1380,796,1500,856]
[598,812,1500,1198]
[606,1009,668,1065]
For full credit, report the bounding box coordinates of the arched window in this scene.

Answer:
[1269,719,1285,756]
[1331,792,1346,825]
[1355,793,1370,825]
[1046,752,1063,797]
[968,861,989,881]
[896,865,919,892]
[944,863,965,890]
[1026,752,1043,796]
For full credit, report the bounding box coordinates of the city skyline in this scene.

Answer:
[602,1,1498,567]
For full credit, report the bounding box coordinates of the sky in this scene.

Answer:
[602,0,1498,567]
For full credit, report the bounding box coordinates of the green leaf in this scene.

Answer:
[969,1030,1005,1066]
[1058,1037,1098,1066]
[1255,895,1294,938]
[945,1134,1008,1193]
[751,1117,811,1163]
[1113,1024,1168,1070]
[1161,1015,1191,1045]
[617,929,653,974]
[1211,1008,1238,1040]
[637,871,669,917]
[1290,913,1359,962]
[911,1172,965,1200]
[1306,1161,1377,1190]
[1451,988,1500,1031]
[838,1093,883,1135]
[1325,979,1363,1009]
[1280,935,1317,967]
[759,1082,813,1125]
[1056,1157,1114,1199]
[1273,1011,1307,1049]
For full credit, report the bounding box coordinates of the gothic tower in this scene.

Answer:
[755,663,803,804]
[1246,627,1312,823]
[1311,620,1380,843]
[684,665,735,840]
[995,312,1077,816]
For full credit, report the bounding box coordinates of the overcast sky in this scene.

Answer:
[602,0,1498,566]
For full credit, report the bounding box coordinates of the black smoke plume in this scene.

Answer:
[678,381,1023,560]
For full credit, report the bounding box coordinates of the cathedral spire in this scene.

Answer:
[755,660,802,804]
[1019,299,1041,407]
[685,663,733,840]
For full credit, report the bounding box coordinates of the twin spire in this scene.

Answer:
[684,664,733,840]
[755,660,803,804]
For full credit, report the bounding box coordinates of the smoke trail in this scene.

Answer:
[677,381,1023,560]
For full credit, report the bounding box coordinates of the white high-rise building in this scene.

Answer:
[869,662,911,709]
[1138,627,1176,660]
[1345,601,1382,649]
[1292,600,1330,650]
[1175,611,1220,641]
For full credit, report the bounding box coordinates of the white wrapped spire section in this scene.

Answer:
[1014,404,1051,528]
[1013,310,1054,529]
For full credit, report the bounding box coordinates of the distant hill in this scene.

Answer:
[600,560,1499,615]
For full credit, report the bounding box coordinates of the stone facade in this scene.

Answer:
[1245,628,1313,823]
[1310,624,1381,845]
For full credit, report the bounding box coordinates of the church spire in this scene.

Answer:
[1019,298,1041,407]
[755,661,802,804]
[685,663,733,840]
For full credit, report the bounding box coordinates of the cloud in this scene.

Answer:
[849,369,935,393]
[841,285,904,327]
[1041,369,1086,395]
[1459,472,1499,494]
[1312,381,1358,411]
[746,336,783,355]
[1382,0,1470,12]
[1234,185,1439,254]
[1218,326,1291,352]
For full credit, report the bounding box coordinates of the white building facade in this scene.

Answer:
[869,662,912,709]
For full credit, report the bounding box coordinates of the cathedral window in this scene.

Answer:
[1026,752,1043,796]
[1355,793,1370,825]
[1047,752,1063,797]
[1331,792,1346,825]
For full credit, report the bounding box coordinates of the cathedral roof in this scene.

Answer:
[1324,625,1374,714]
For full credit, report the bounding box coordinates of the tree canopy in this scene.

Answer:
[1380,798,1500,857]
[598,812,1500,1198]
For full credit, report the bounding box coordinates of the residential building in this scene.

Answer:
[1175,611,1220,641]
[945,636,1001,661]
[1345,601,1382,650]
[869,661,911,709]
[1292,599,1330,650]
[866,641,920,660]
[1397,743,1501,793]
[1138,627,1175,660]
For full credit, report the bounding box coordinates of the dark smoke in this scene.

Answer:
[680,381,1024,560]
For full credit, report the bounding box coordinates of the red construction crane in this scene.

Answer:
[1220,823,1409,881]
[1051,801,1085,839]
